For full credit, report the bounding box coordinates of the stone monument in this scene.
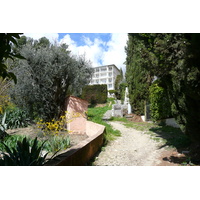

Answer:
[124,87,132,114]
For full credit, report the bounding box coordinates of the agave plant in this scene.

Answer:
[0,112,8,140]
[0,137,49,166]
[5,108,30,129]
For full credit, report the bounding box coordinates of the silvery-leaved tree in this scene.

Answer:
[10,37,93,121]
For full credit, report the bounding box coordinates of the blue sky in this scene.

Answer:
[24,33,128,72]
[58,33,112,47]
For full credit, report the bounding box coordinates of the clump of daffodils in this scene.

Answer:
[37,113,68,136]
[37,111,87,136]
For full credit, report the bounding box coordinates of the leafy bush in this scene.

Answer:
[0,137,48,166]
[3,107,30,129]
[119,82,127,103]
[82,84,107,104]
[149,83,172,121]
[108,90,116,94]
[0,95,10,114]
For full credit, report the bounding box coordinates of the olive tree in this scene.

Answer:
[10,40,93,121]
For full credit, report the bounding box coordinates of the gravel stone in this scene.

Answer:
[93,121,164,166]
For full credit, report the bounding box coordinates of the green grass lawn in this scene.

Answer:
[87,99,121,143]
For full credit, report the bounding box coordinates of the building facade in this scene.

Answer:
[89,64,121,90]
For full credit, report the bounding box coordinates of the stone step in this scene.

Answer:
[102,110,112,120]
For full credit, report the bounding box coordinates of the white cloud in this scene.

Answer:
[23,33,128,72]
[60,35,105,67]
[102,33,128,72]
[23,33,59,43]
[60,34,78,54]
[60,33,128,72]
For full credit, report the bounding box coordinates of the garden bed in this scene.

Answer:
[45,121,105,166]
[0,126,89,160]
[1,122,105,166]
[6,126,88,146]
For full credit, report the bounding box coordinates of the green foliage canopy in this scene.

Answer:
[125,33,200,144]
[125,34,153,115]
[149,82,172,121]
[0,33,24,83]
[10,37,93,121]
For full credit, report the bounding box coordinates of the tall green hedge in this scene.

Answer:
[82,84,107,104]
[149,83,172,121]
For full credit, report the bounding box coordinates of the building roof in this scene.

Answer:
[94,64,120,71]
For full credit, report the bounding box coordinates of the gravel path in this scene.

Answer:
[93,121,164,166]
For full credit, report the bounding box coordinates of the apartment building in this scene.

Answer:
[89,64,121,90]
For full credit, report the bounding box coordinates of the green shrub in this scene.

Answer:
[108,90,116,94]
[149,83,172,121]
[119,82,127,103]
[82,84,107,104]
[2,107,30,129]
[0,137,48,166]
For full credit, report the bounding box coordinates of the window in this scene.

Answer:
[100,73,107,77]
[95,74,99,78]
[96,80,99,84]
[96,68,99,72]
[108,78,112,82]
[101,67,107,71]
[100,79,106,83]
[109,72,112,77]
[108,84,112,88]
[109,66,112,71]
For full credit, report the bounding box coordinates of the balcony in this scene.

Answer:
[100,73,107,77]
[100,79,107,84]
[101,67,107,71]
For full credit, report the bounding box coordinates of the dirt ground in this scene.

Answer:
[7,126,88,146]
[156,149,187,166]
[126,114,189,166]
[93,121,189,166]
[126,114,144,122]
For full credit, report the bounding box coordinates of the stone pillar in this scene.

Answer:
[128,103,132,114]
[124,87,132,114]
[124,87,129,105]
[112,104,115,117]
